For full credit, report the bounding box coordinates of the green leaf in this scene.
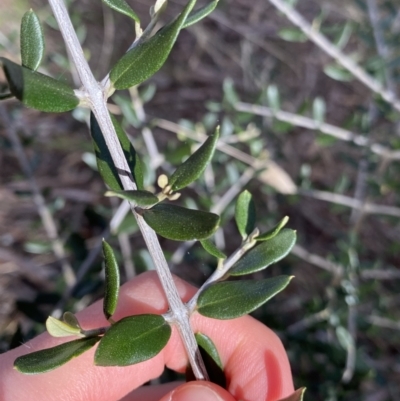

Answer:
[267,85,280,113]
[200,238,226,259]
[197,276,293,319]
[324,63,354,82]
[195,333,223,369]
[235,190,256,239]
[183,0,219,28]
[90,112,144,191]
[14,337,100,374]
[62,312,80,329]
[102,240,120,320]
[141,203,220,241]
[312,97,326,125]
[46,316,83,338]
[277,388,306,401]
[190,332,226,388]
[256,216,289,241]
[0,58,79,112]
[169,127,219,191]
[94,314,171,366]
[278,27,307,43]
[20,10,45,71]
[102,0,140,23]
[110,0,196,89]
[230,229,296,276]
[105,189,159,207]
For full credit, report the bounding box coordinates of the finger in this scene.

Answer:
[120,382,181,401]
[158,381,237,401]
[0,271,293,401]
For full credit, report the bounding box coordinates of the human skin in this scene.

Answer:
[0,271,294,401]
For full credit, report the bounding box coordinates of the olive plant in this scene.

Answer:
[1,0,303,399]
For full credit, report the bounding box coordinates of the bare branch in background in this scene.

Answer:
[266,0,400,111]
[0,106,76,287]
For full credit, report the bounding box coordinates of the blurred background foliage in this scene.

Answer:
[1,0,400,399]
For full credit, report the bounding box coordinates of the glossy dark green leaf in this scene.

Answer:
[20,10,44,71]
[0,57,79,112]
[110,0,196,89]
[230,229,296,276]
[277,388,306,401]
[102,240,120,320]
[141,203,220,241]
[200,238,226,260]
[102,0,140,22]
[197,276,292,319]
[94,314,171,366]
[235,190,256,239]
[90,112,144,191]
[195,333,222,369]
[256,216,289,241]
[14,337,100,374]
[105,189,159,207]
[183,0,219,28]
[169,127,219,191]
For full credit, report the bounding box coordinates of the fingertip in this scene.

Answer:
[159,381,236,401]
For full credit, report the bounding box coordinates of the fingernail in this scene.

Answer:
[171,384,223,401]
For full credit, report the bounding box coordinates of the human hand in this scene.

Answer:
[0,271,294,401]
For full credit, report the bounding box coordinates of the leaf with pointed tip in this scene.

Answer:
[235,190,256,239]
[62,312,81,329]
[102,0,140,23]
[94,314,171,366]
[256,216,289,241]
[20,10,44,71]
[200,238,226,260]
[277,388,306,401]
[14,337,100,374]
[0,58,79,112]
[197,276,292,319]
[141,203,220,241]
[183,0,219,28]
[169,127,219,191]
[195,333,223,369]
[230,229,296,276]
[46,316,83,338]
[90,112,144,191]
[105,189,159,207]
[187,332,226,388]
[102,240,120,320]
[110,0,196,89]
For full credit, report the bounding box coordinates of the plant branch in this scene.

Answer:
[187,233,258,313]
[267,0,400,112]
[48,0,207,380]
[235,102,400,160]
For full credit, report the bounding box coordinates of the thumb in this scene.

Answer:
[159,381,237,401]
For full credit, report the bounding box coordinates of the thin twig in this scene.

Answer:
[0,106,76,288]
[235,102,400,160]
[366,0,396,96]
[366,315,400,330]
[290,244,343,276]
[266,0,400,111]
[48,0,207,380]
[300,189,400,218]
